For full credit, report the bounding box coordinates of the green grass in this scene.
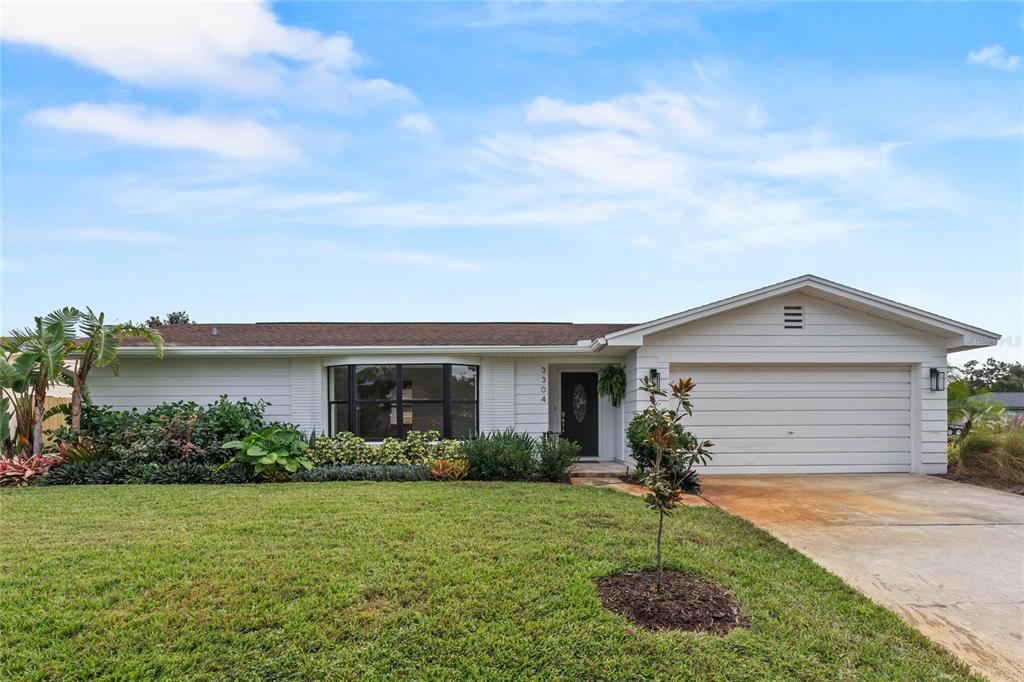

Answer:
[1,483,978,681]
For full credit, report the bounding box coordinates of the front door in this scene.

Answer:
[560,372,599,457]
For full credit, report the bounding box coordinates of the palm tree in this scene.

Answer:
[66,309,163,436]
[2,308,79,455]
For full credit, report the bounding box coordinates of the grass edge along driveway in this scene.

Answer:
[1,482,981,681]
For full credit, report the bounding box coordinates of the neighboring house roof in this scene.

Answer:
[970,392,1024,410]
[121,322,634,349]
[116,274,999,355]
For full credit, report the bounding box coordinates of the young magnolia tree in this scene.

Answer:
[637,375,713,592]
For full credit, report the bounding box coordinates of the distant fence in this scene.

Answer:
[7,396,71,445]
[43,396,71,435]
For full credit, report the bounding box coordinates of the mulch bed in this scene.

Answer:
[596,569,748,634]
[934,473,1024,495]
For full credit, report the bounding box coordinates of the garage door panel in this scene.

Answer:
[692,424,910,438]
[709,452,912,467]
[691,410,910,426]
[684,367,910,383]
[710,437,910,454]
[692,396,909,412]
[670,364,912,473]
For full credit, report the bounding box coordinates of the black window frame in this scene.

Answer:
[328,363,478,440]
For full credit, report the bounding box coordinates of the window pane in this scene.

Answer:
[356,365,396,401]
[402,365,443,401]
[450,365,478,401]
[330,366,349,401]
[405,402,444,434]
[356,403,398,440]
[451,402,477,439]
[330,403,349,435]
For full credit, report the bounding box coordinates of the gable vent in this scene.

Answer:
[783,305,804,329]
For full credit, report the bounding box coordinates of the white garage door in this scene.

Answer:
[669,365,912,474]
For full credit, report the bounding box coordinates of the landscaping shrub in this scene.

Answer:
[39,459,155,486]
[60,396,271,465]
[221,425,313,481]
[464,429,536,481]
[0,454,62,487]
[309,430,462,466]
[292,464,431,482]
[430,458,469,481]
[949,426,1024,483]
[309,432,373,465]
[147,461,213,485]
[626,413,695,478]
[536,433,581,482]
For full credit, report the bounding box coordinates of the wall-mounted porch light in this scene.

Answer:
[649,368,661,389]
[930,368,946,392]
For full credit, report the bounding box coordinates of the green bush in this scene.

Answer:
[291,464,431,482]
[221,426,313,481]
[536,433,580,482]
[309,430,462,466]
[147,461,213,485]
[39,460,155,486]
[309,432,373,465]
[62,396,270,465]
[950,427,1024,483]
[464,429,536,481]
[626,413,695,478]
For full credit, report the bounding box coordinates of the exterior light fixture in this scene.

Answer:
[930,368,946,392]
[649,368,661,388]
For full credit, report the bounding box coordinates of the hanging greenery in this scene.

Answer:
[597,364,627,407]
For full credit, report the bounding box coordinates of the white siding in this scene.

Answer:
[644,292,946,364]
[671,365,912,473]
[514,358,549,437]
[479,358,515,433]
[88,358,294,423]
[289,358,324,435]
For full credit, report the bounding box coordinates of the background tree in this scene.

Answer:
[67,309,164,437]
[637,376,713,591]
[958,359,1024,393]
[146,311,192,328]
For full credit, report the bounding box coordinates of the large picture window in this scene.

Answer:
[328,364,478,440]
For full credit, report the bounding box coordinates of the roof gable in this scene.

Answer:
[598,275,999,352]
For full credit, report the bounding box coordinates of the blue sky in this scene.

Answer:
[2,1,1021,364]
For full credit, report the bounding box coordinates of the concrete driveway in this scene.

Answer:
[699,474,1024,682]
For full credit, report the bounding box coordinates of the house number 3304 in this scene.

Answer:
[540,366,546,402]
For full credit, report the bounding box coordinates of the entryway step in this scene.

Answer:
[569,462,631,478]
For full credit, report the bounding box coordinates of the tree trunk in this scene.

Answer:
[31,388,45,456]
[656,510,665,593]
[71,372,83,437]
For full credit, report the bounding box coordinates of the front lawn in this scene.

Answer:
[1,483,978,680]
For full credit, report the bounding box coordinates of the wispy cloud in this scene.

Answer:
[28,103,301,162]
[397,113,440,137]
[25,227,176,244]
[1,1,411,108]
[967,44,1021,72]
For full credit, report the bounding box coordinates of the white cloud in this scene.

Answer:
[0,1,410,106]
[28,103,301,162]
[967,44,1021,72]
[16,227,176,244]
[397,113,440,137]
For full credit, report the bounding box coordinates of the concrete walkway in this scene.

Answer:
[697,475,1024,682]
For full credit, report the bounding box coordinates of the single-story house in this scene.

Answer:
[969,392,1024,417]
[90,275,999,474]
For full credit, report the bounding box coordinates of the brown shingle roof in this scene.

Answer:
[124,322,635,348]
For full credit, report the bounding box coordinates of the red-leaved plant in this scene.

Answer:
[0,453,63,487]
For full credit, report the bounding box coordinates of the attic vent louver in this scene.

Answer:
[783,306,804,329]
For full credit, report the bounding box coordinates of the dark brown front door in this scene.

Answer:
[561,372,599,457]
